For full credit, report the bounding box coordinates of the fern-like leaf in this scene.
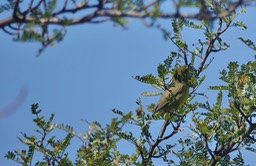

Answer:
[228,62,239,85]
[208,85,228,90]
[133,74,159,85]
[59,133,73,151]
[157,64,169,80]
[183,19,203,29]
[57,124,74,135]
[141,91,162,96]
[172,18,183,41]
[238,37,256,51]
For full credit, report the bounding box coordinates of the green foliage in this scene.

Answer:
[187,60,256,165]
[171,18,188,50]
[45,0,57,17]
[1,0,252,56]
[232,21,247,30]
[5,103,73,166]
[7,0,66,56]
[0,0,16,13]
[75,109,143,165]
[5,2,256,165]
[133,74,160,86]
[238,37,256,51]
[111,17,127,27]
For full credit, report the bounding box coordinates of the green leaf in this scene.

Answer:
[133,74,161,86]
[112,108,124,116]
[0,1,16,13]
[183,19,203,29]
[172,18,183,41]
[246,147,256,153]
[57,124,74,135]
[157,64,169,79]
[232,21,247,30]
[176,39,187,49]
[46,0,57,14]
[228,62,239,83]
[26,145,35,162]
[31,103,41,114]
[214,90,223,110]
[111,17,127,26]
[231,151,245,165]
[45,113,55,132]
[164,54,175,68]
[198,101,211,110]
[150,2,160,19]
[238,37,256,51]
[59,133,73,151]
[5,151,17,161]
[141,91,162,96]
[208,85,228,90]
[219,69,228,82]
[118,131,136,143]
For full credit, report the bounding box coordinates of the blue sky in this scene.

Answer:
[1,5,255,165]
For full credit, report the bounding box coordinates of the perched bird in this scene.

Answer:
[154,65,190,115]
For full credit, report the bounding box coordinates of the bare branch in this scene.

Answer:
[62,0,69,10]
[13,0,21,19]
[0,0,249,29]
[147,119,170,158]
[203,134,215,165]
[234,101,252,125]
[2,27,17,35]
[197,18,232,76]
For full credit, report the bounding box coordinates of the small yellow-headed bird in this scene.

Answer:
[154,65,190,115]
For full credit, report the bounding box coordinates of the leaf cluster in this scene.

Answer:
[0,0,251,56]
[184,61,256,165]
[4,2,256,166]
[5,103,74,166]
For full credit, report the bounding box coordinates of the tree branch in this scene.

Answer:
[147,119,170,158]
[0,0,249,29]
[197,18,232,76]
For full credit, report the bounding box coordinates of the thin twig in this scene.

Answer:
[2,27,17,35]
[148,120,170,158]
[203,134,215,160]
[0,0,247,29]
[234,101,252,125]
[197,18,232,76]
[13,0,21,19]
[62,0,69,10]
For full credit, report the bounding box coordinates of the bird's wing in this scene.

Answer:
[154,90,170,112]
[154,82,183,112]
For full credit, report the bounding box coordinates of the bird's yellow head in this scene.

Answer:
[173,65,189,82]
